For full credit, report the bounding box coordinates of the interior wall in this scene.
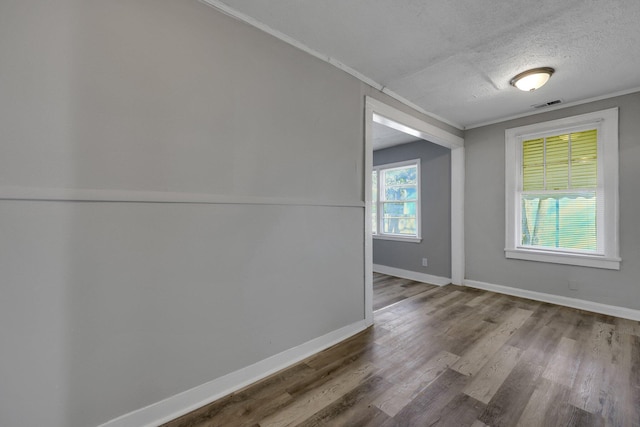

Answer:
[0,1,366,426]
[464,92,640,310]
[373,140,452,278]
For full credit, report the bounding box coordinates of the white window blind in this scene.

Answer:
[520,129,599,253]
[505,108,620,270]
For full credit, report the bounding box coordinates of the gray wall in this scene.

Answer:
[0,1,370,426]
[465,92,640,310]
[373,140,452,278]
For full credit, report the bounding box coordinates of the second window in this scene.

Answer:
[372,159,421,241]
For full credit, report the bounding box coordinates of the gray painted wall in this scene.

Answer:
[373,140,452,278]
[13,1,640,426]
[0,1,372,426]
[465,92,640,311]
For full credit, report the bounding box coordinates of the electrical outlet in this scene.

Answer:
[568,280,579,291]
[422,258,428,267]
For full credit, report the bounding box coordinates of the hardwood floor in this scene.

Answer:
[372,272,437,311]
[164,275,640,427]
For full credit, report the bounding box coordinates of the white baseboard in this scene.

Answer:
[373,264,451,286]
[464,279,640,322]
[99,320,369,427]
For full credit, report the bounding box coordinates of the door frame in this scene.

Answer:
[364,96,465,326]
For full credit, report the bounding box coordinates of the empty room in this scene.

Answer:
[1,1,639,426]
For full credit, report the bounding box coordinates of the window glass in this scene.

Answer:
[520,129,598,253]
[372,170,377,235]
[521,193,596,251]
[505,108,619,269]
[372,160,420,240]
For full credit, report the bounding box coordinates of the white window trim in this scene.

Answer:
[373,158,422,243]
[505,108,620,270]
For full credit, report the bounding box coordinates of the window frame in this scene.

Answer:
[505,108,620,270]
[373,158,422,243]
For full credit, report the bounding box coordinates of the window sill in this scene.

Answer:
[505,248,621,270]
[373,235,422,243]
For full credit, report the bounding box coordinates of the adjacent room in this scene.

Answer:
[1,1,639,426]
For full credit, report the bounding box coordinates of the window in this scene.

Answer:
[372,159,421,242]
[505,108,620,269]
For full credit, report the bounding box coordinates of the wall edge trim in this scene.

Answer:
[373,264,451,286]
[198,0,463,130]
[0,186,364,208]
[464,279,640,321]
[465,87,640,130]
[98,320,369,427]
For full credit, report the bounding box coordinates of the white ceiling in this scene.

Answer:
[372,122,420,151]
[208,0,640,129]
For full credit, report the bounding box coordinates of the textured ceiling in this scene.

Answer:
[210,0,640,129]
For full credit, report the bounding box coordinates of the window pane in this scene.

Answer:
[521,193,596,251]
[571,130,597,189]
[523,130,597,192]
[372,211,377,234]
[374,160,420,239]
[522,138,544,191]
[385,186,417,201]
[545,134,569,190]
[372,171,377,234]
[384,166,417,187]
[382,202,417,235]
[372,171,378,203]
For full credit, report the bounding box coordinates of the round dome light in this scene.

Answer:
[510,67,555,91]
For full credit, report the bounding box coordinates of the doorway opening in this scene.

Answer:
[364,97,464,325]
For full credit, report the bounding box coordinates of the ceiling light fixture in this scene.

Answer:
[510,67,555,91]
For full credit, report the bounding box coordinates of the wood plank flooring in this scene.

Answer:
[372,273,438,311]
[163,274,640,427]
